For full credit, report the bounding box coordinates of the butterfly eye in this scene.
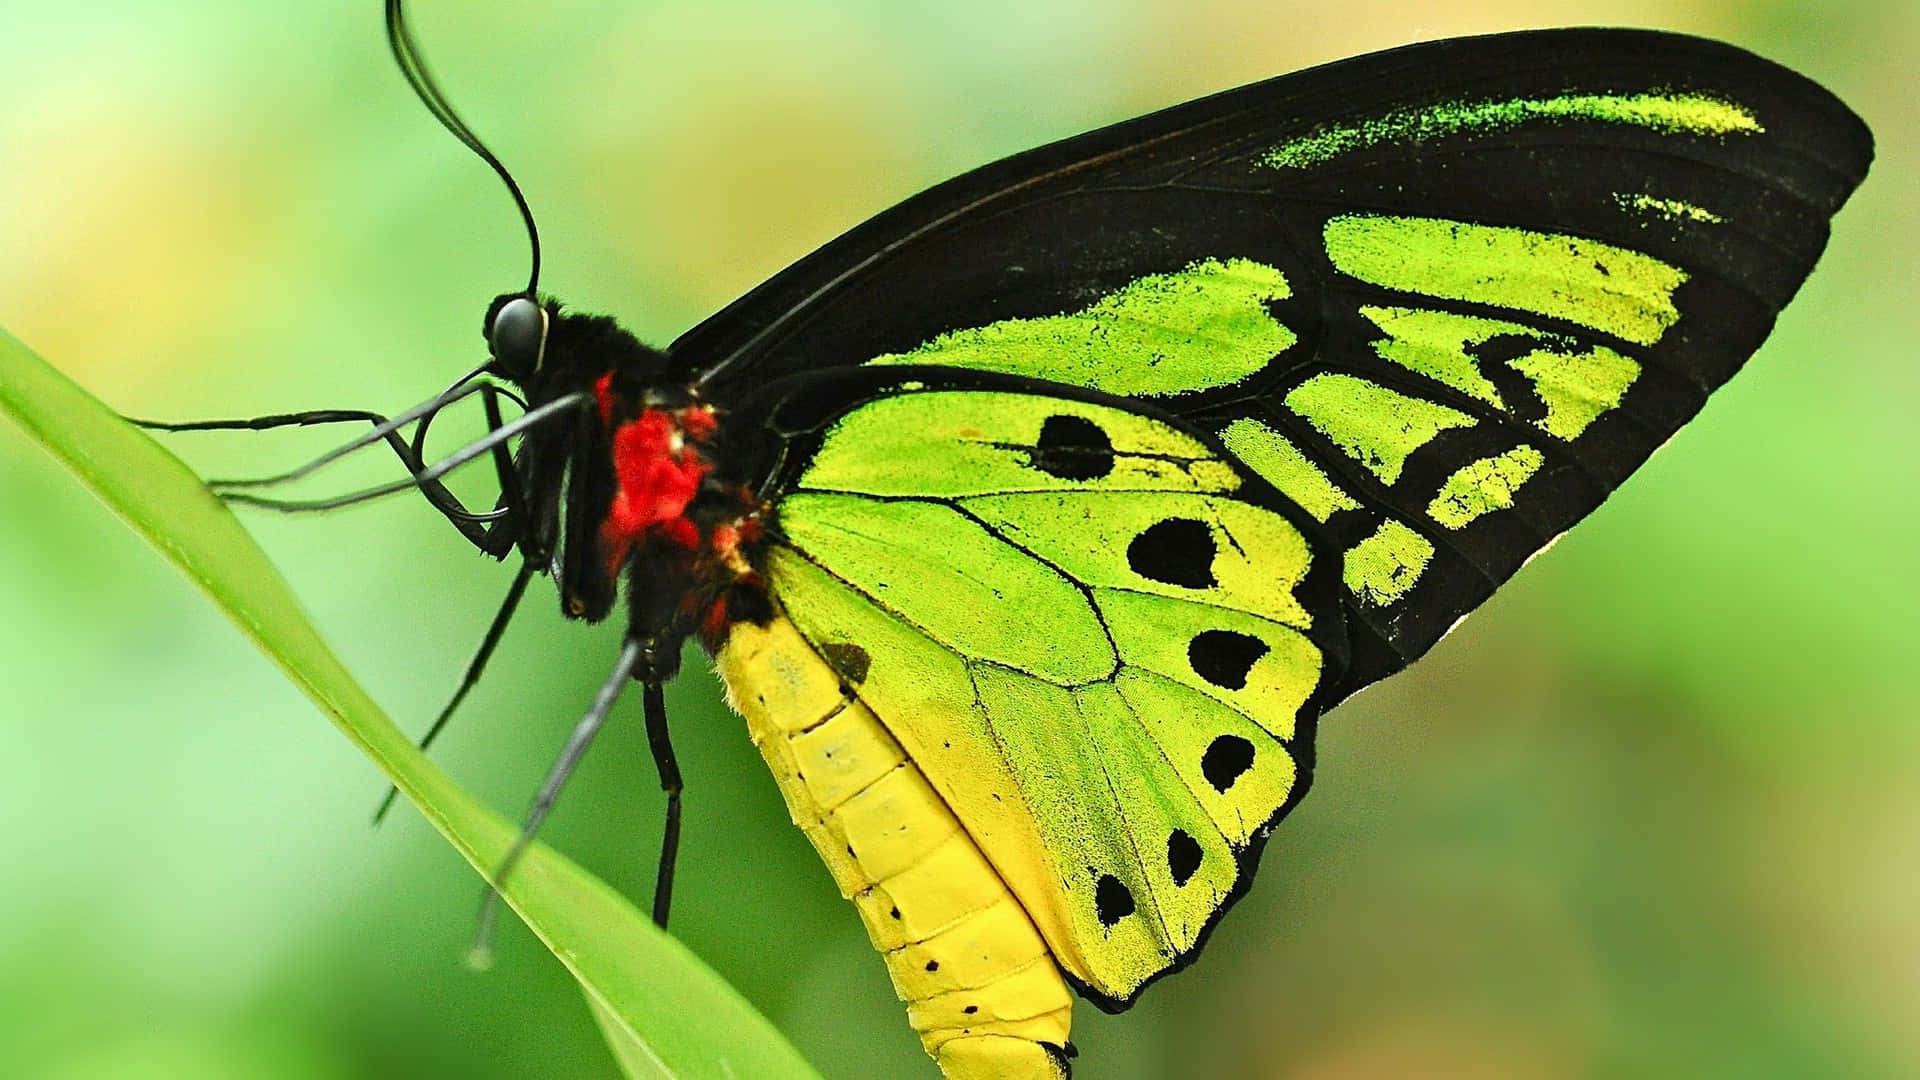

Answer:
[489,296,547,379]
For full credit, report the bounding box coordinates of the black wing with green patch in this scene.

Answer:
[678,27,1869,702]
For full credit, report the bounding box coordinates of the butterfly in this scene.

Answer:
[150,7,1870,1078]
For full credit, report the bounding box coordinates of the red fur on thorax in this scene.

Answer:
[587,385,765,643]
[599,405,713,576]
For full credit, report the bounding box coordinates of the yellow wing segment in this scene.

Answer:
[719,615,1073,1080]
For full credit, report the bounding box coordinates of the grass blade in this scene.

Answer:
[0,326,822,1080]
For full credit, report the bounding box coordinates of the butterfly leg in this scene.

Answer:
[473,383,532,560]
[468,635,646,968]
[642,678,681,928]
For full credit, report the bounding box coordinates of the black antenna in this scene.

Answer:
[387,0,542,295]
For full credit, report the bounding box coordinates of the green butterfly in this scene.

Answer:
[169,13,1870,1079]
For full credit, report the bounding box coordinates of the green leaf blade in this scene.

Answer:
[0,326,822,1080]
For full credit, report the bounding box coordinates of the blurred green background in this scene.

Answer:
[1,1,1912,1077]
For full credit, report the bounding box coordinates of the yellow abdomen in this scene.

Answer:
[718,615,1073,1080]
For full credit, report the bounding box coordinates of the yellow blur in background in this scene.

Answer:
[1,2,1914,1078]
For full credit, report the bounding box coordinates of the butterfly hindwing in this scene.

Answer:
[736,368,1347,1005]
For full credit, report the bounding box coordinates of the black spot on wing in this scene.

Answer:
[1167,829,1203,886]
[1201,734,1254,793]
[820,642,871,685]
[1188,629,1269,690]
[1126,518,1216,588]
[1094,873,1136,927]
[1027,414,1116,480]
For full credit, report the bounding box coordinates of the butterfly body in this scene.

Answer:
[478,299,772,676]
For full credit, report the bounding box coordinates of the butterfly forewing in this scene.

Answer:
[687,28,1870,701]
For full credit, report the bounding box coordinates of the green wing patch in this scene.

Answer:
[868,258,1297,397]
[1282,373,1478,485]
[1341,520,1436,608]
[798,390,1240,497]
[1614,191,1725,225]
[1261,88,1761,170]
[1322,215,1686,346]
[1427,447,1547,529]
[763,386,1330,1005]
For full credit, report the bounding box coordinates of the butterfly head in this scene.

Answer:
[484,293,547,382]
[482,291,677,403]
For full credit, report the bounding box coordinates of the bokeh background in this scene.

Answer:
[1,1,1913,1077]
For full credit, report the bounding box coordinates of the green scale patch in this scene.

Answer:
[1324,215,1687,346]
[1357,305,1643,441]
[1281,373,1477,485]
[1428,447,1547,529]
[1262,88,1762,170]
[869,258,1297,397]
